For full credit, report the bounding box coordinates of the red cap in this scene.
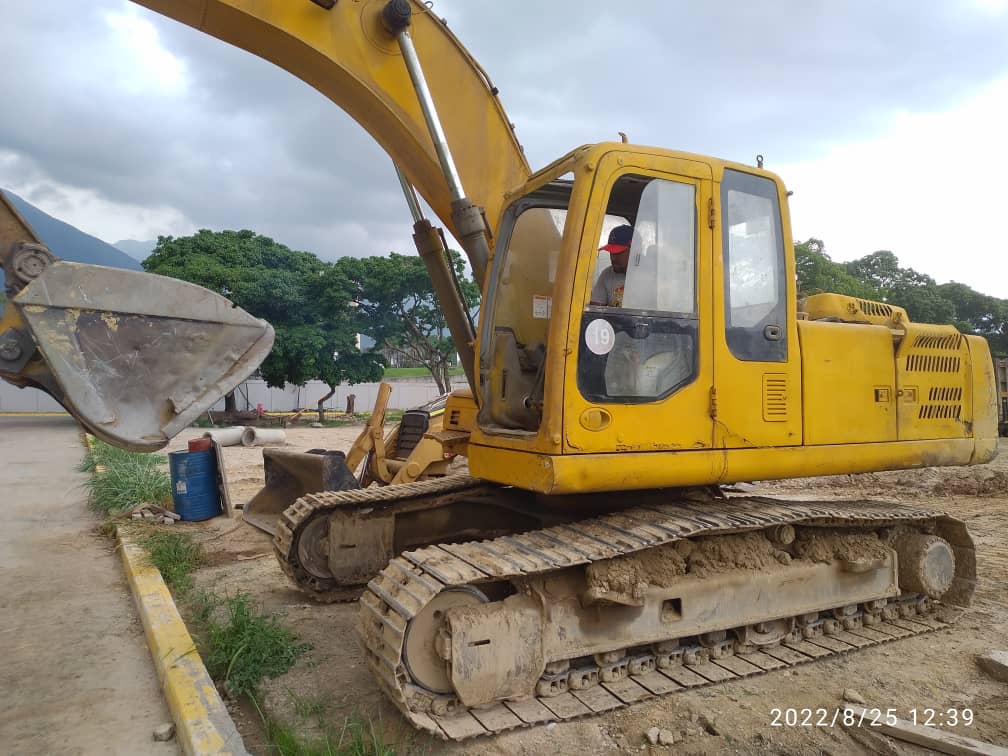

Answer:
[600,224,632,254]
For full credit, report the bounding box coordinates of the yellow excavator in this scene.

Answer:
[1,0,997,741]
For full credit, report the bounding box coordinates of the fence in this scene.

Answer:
[0,377,468,415]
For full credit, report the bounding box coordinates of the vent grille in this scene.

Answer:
[918,404,962,420]
[448,409,461,427]
[928,386,962,402]
[906,355,961,373]
[917,386,964,422]
[913,332,963,350]
[763,373,787,422]
[858,299,893,318]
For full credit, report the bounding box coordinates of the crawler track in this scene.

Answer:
[358,497,975,740]
[272,475,496,602]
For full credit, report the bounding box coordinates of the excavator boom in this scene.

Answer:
[131,0,531,278]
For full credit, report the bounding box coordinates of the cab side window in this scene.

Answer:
[721,169,787,362]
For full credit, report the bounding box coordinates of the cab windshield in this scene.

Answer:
[477,180,571,433]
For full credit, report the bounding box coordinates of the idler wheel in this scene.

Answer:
[296,515,333,579]
[895,534,955,598]
[403,586,489,694]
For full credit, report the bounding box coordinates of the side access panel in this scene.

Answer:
[798,320,897,445]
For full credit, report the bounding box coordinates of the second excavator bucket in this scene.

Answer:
[1,260,274,452]
[243,448,359,536]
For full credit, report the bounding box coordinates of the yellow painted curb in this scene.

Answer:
[117,527,249,755]
[0,411,69,416]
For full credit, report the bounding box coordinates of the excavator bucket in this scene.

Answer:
[242,448,359,536]
[240,385,391,535]
[1,194,274,451]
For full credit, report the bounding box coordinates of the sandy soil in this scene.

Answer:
[165,425,1008,755]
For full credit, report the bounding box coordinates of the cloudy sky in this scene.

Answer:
[2,1,1008,296]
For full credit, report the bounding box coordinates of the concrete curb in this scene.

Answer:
[117,526,250,755]
[0,415,70,421]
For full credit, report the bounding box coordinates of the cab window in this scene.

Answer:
[721,169,787,362]
[578,174,698,403]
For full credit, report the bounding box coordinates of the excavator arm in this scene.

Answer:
[132,0,531,273]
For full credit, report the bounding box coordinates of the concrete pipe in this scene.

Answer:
[240,427,287,447]
[202,427,245,447]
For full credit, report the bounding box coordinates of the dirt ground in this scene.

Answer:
[164,425,1008,755]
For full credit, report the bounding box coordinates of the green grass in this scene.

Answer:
[382,366,463,379]
[79,439,171,516]
[78,439,167,473]
[200,593,310,699]
[256,702,397,756]
[83,460,172,516]
[310,409,402,427]
[140,531,204,592]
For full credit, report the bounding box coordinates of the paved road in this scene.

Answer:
[0,416,178,755]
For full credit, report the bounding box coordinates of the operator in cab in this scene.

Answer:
[590,224,633,307]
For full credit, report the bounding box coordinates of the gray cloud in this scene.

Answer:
[1,0,1007,265]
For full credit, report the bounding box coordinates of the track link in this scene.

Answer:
[272,475,493,602]
[358,496,975,740]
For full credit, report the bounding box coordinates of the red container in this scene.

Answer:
[188,437,213,453]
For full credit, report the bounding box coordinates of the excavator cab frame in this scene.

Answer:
[469,143,996,494]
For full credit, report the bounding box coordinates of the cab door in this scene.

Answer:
[711,168,802,448]
[563,151,715,454]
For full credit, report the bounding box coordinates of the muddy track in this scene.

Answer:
[358,497,974,740]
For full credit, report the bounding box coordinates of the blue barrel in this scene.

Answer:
[169,449,222,521]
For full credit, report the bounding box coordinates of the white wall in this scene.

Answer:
[0,383,66,412]
[0,377,468,415]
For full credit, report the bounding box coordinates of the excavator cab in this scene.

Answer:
[472,142,996,495]
[0,192,274,451]
[474,143,788,491]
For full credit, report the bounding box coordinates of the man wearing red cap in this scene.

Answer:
[590,224,633,307]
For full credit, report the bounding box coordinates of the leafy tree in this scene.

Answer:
[794,238,877,299]
[143,230,383,415]
[842,250,955,324]
[938,282,1008,356]
[843,250,903,295]
[334,251,479,394]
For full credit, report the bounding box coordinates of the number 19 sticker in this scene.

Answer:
[585,318,615,355]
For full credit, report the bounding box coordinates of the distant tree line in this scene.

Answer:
[141,229,1007,414]
[142,230,477,414]
[796,238,1008,357]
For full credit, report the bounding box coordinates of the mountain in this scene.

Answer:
[1,189,143,290]
[114,238,157,261]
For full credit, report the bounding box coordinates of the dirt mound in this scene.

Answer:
[765,465,1008,498]
[687,532,791,575]
[793,530,890,564]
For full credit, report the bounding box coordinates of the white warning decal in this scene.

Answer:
[532,294,552,319]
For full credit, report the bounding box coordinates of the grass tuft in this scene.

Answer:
[254,699,396,756]
[201,593,310,699]
[80,439,171,516]
[141,531,204,592]
[78,439,166,473]
[330,714,397,756]
[84,462,172,515]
